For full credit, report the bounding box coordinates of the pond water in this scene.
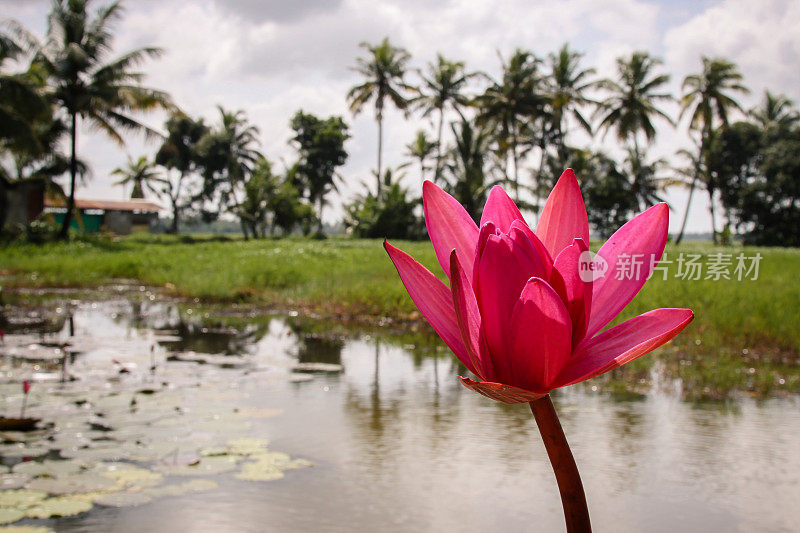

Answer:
[1,298,799,532]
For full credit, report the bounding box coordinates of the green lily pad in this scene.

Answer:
[226,438,270,455]
[12,459,86,478]
[157,455,238,476]
[0,475,30,490]
[100,467,162,488]
[26,473,117,495]
[0,489,47,508]
[25,496,92,519]
[0,508,24,526]
[235,462,284,482]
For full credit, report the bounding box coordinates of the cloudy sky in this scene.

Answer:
[4,0,800,233]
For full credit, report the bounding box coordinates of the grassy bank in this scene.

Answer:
[1,234,799,359]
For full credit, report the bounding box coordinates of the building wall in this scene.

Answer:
[4,181,44,227]
[104,210,133,234]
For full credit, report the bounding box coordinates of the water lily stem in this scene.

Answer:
[530,395,591,533]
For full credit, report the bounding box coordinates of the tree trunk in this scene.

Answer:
[170,197,180,234]
[511,126,520,203]
[708,188,718,244]
[376,112,383,198]
[676,175,697,245]
[58,113,78,240]
[435,107,444,184]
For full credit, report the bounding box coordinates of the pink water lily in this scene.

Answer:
[385,169,693,404]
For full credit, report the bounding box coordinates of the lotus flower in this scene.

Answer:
[385,169,693,404]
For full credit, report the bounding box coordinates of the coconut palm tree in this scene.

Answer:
[622,147,669,211]
[474,49,545,202]
[405,130,437,187]
[414,55,476,183]
[443,119,500,222]
[595,51,674,156]
[346,37,415,197]
[677,56,748,243]
[545,43,597,160]
[111,155,162,199]
[34,0,173,239]
[751,90,798,131]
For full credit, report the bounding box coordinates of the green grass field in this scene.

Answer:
[1,233,799,397]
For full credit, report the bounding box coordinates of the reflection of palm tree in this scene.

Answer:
[415,55,476,183]
[677,57,748,243]
[596,51,673,158]
[35,0,173,239]
[347,37,415,197]
[112,156,162,199]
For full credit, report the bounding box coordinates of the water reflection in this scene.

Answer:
[1,298,799,532]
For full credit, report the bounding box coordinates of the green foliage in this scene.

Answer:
[345,172,423,240]
[289,110,349,229]
[443,119,498,222]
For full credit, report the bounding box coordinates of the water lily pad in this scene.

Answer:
[0,467,8,475]
[0,508,24,526]
[100,467,162,488]
[93,491,153,508]
[235,462,284,482]
[0,489,47,508]
[26,473,117,495]
[157,455,238,476]
[12,460,86,478]
[0,475,30,490]
[0,444,50,458]
[226,438,269,455]
[25,496,92,519]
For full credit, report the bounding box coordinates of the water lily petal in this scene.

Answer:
[472,221,498,287]
[384,241,472,370]
[553,308,694,388]
[458,377,548,404]
[585,203,669,338]
[536,169,589,258]
[552,238,592,348]
[509,277,572,390]
[481,185,525,232]
[449,250,487,379]
[510,219,554,278]
[475,234,547,382]
[423,180,479,278]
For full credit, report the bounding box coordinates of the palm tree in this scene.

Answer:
[751,90,798,131]
[595,51,674,157]
[405,130,437,187]
[196,107,262,236]
[474,49,545,202]
[622,147,669,211]
[111,155,162,199]
[545,43,597,160]
[34,0,173,239]
[443,119,500,222]
[347,37,415,196]
[414,55,476,183]
[677,56,748,243]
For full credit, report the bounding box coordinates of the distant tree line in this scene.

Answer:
[1,2,798,245]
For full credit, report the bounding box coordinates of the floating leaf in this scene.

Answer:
[100,468,162,488]
[0,525,55,532]
[0,475,30,490]
[226,438,269,455]
[26,473,117,495]
[0,508,24,526]
[25,497,92,519]
[12,460,86,478]
[235,463,284,482]
[156,455,238,477]
[0,489,47,508]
